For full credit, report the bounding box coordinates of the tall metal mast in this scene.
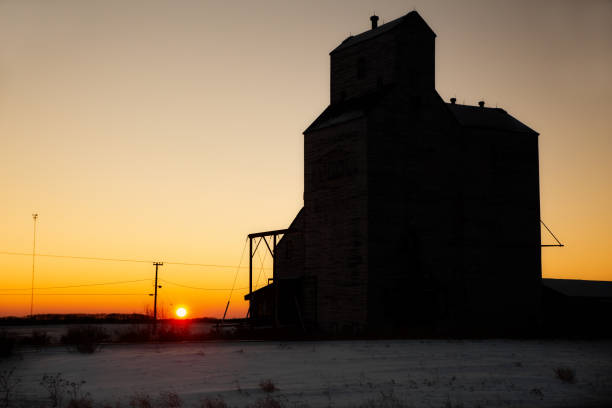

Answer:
[30,213,38,318]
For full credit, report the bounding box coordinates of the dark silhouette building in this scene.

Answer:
[541,278,612,337]
[247,11,541,335]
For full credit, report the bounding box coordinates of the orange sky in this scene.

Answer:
[1,0,611,317]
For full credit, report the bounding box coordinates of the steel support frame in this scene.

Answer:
[247,229,289,321]
[540,219,564,247]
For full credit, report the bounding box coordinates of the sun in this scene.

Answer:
[175,307,187,318]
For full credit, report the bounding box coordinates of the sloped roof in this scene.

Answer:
[543,278,612,298]
[331,11,435,54]
[244,283,274,301]
[304,86,391,133]
[447,103,538,135]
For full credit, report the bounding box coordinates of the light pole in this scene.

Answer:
[30,213,38,318]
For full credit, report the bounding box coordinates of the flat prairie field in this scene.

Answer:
[2,339,612,407]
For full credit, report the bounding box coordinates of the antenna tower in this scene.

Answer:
[30,213,38,318]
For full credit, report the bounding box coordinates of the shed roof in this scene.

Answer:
[244,283,274,301]
[447,103,538,135]
[542,278,612,299]
[331,11,435,54]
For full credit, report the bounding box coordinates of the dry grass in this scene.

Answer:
[128,392,153,408]
[554,367,576,384]
[40,373,70,408]
[0,331,15,359]
[19,329,52,346]
[259,379,277,393]
[157,391,182,407]
[39,373,92,408]
[156,325,192,342]
[0,367,20,408]
[61,326,109,354]
[247,396,284,408]
[67,398,94,408]
[116,326,152,343]
[200,396,228,408]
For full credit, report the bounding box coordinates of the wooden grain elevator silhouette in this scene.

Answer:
[246,11,541,335]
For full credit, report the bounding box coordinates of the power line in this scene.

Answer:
[159,277,248,291]
[166,260,265,269]
[0,251,151,264]
[0,251,270,269]
[222,238,249,323]
[0,293,149,296]
[226,240,248,302]
[0,277,249,292]
[0,278,152,291]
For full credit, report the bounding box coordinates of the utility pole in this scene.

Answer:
[30,213,38,319]
[150,262,163,332]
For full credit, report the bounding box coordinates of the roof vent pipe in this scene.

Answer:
[370,15,379,29]
[478,101,485,108]
[450,97,456,105]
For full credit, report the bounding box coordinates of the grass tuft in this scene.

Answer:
[259,379,277,393]
[40,373,69,408]
[67,397,94,408]
[0,331,15,359]
[0,367,21,408]
[129,392,153,408]
[156,325,191,342]
[19,329,52,347]
[200,396,228,408]
[61,326,109,354]
[248,396,284,408]
[554,367,576,384]
[116,326,151,343]
[157,391,182,408]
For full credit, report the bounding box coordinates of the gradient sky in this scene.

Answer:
[1,0,611,317]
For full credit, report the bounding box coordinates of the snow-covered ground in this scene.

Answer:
[2,339,612,407]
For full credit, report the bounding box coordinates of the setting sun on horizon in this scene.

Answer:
[175,307,187,318]
[0,1,611,318]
